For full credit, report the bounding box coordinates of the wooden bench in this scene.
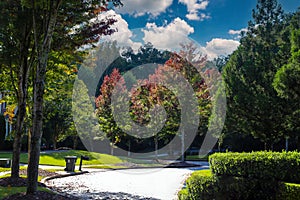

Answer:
[0,158,11,168]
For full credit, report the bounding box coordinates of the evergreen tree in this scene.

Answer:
[223,0,292,148]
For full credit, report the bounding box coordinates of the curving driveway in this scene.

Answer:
[46,165,208,200]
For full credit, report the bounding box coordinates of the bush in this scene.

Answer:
[179,152,300,200]
[217,176,281,200]
[178,188,188,200]
[209,151,300,183]
[180,170,300,200]
[277,183,300,200]
[182,170,218,200]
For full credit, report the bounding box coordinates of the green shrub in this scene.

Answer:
[217,176,281,200]
[186,173,218,200]
[277,182,300,200]
[179,170,218,200]
[209,151,300,183]
[178,188,188,200]
[179,152,300,200]
[179,171,300,200]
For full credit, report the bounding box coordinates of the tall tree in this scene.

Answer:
[43,51,77,150]
[0,0,122,194]
[27,0,122,194]
[95,68,127,155]
[273,9,300,147]
[0,0,35,180]
[223,0,292,148]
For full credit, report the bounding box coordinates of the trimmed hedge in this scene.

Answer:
[179,152,300,200]
[178,170,219,200]
[277,183,300,200]
[209,151,300,183]
[179,170,300,200]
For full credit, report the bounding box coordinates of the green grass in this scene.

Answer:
[0,150,127,167]
[39,150,125,166]
[0,167,10,172]
[0,173,27,179]
[0,150,169,168]
[0,173,43,182]
[0,152,28,163]
[0,186,50,199]
[0,166,27,173]
[186,154,209,161]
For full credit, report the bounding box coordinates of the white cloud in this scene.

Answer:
[185,12,200,20]
[179,0,210,21]
[228,28,248,35]
[179,0,209,11]
[142,18,194,51]
[100,10,142,51]
[186,12,210,21]
[201,38,240,60]
[116,0,173,17]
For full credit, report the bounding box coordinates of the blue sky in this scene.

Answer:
[103,0,299,59]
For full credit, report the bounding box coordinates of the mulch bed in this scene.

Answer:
[2,191,79,200]
[0,169,79,200]
[19,168,58,178]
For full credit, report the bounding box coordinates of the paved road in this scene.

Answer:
[46,166,208,200]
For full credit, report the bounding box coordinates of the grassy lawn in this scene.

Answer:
[0,186,51,199]
[0,172,43,182]
[186,154,209,161]
[0,152,28,164]
[0,150,128,167]
[0,166,27,173]
[39,150,126,166]
[0,167,10,172]
[0,150,170,169]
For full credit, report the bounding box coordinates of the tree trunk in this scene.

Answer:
[155,136,158,160]
[110,144,114,156]
[128,140,131,157]
[53,124,58,150]
[11,102,25,180]
[27,52,47,194]
[89,138,94,152]
[11,13,33,178]
[285,137,289,152]
[218,134,224,152]
[11,52,30,180]
[27,1,61,194]
[53,138,57,150]
[73,136,78,150]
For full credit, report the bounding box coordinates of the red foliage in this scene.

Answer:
[95,68,126,108]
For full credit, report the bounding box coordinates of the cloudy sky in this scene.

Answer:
[103,0,299,60]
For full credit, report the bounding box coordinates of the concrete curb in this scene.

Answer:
[41,171,89,183]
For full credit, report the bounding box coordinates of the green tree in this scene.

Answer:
[0,0,35,180]
[223,0,292,149]
[72,79,100,152]
[43,53,77,149]
[95,68,126,155]
[28,0,122,193]
[0,0,122,194]
[273,9,300,147]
